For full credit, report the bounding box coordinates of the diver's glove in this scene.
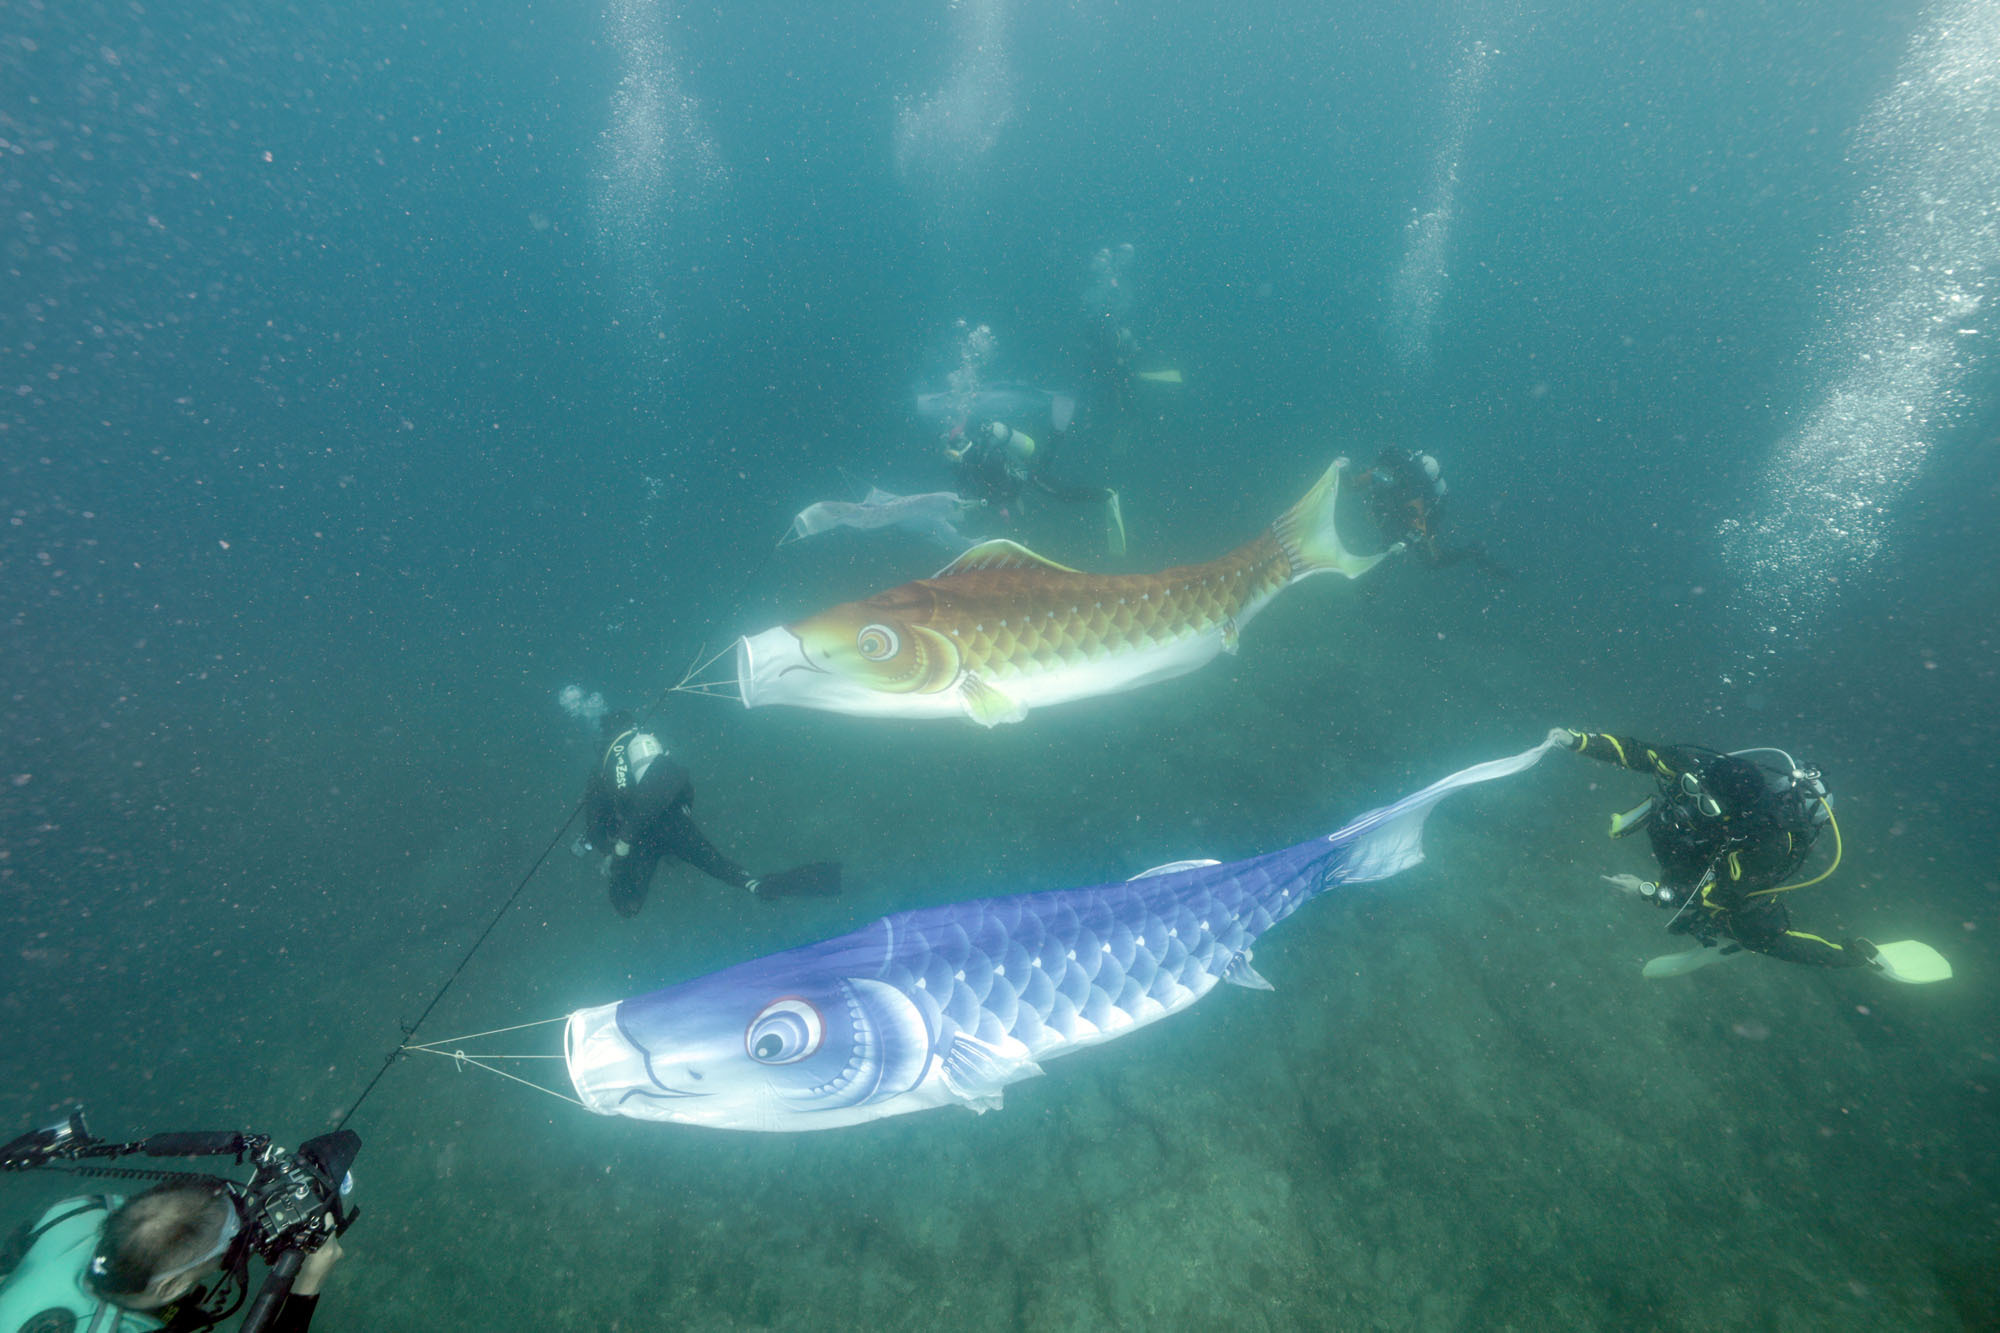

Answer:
[747,862,843,899]
[1546,727,1582,750]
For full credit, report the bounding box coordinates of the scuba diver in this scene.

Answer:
[0,1117,357,1333]
[0,1183,339,1333]
[1088,318,1142,420]
[1346,448,1510,578]
[578,711,840,916]
[944,419,1125,554]
[1082,243,1138,328]
[1546,728,1948,981]
[1078,243,1181,427]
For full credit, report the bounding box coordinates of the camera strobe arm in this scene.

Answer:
[135,1131,263,1161]
[0,1109,267,1172]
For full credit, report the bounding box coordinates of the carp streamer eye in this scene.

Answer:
[745,997,824,1064]
[856,624,901,661]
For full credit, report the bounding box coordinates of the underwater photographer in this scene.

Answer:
[0,1111,358,1333]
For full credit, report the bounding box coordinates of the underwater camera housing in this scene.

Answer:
[236,1129,361,1262]
[1,1109,361,1333]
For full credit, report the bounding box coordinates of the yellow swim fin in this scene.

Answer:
[1642,947,1738,979]
[1135,369,1183,384]
[1608,797,1655,838]
[1871,939,1952,983]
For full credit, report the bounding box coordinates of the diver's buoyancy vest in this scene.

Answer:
[1644,797,1732,884]
[0,1195,163,1333]
[1648,764,1822,892]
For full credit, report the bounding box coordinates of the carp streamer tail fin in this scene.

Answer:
[1271,461,1387,584]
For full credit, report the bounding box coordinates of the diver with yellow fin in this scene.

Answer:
[945,419,1125,555]
[1547,728,1950,983]
[1100,321,1183,409]
[1347,448,1510,579]
[1079,243,1182,437]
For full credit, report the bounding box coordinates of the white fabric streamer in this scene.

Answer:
[785,487,976,552]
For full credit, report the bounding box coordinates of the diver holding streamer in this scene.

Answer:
[577,711,840,916]
[1546,728,1949,982]
[1346,448,1509,579]
[944,420,1125,554]
[0,1111,356,1333]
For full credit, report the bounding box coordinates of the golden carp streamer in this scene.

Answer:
[736,461,1384,726]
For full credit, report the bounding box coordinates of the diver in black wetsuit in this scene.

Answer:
[945,420,1124,551]
[1547,728,1877,969]
[1348,448,1510,578]
[579,712,839,915]
[947,420,1110,510]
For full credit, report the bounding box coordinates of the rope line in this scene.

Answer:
[404,1015,570,1051]
[406,1047,587,1108]
[332,796,583,1132]
[333,609,749,1125]
[660,639,742,704]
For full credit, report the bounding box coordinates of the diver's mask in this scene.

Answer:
[1679,772,1723,819]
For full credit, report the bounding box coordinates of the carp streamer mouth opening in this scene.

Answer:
[666,639,746,701]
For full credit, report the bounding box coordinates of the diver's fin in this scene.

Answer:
[1104,490,1126,557]
[1135,368,1183,384]
[936,539,1080,578]
[1220,617,1240,656]
[1127,859,1221,880]
[1271,462,1387,583]
[749,862,842,898]
[958,674,1027,728]
[1642,946,1738,979]
[1609,797,1655,838]
[940,1034,1044,1108]
[1871,939,1952,984]
[1221,952,1275,991]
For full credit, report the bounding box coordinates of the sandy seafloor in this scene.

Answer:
[4,0,1999,1327]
